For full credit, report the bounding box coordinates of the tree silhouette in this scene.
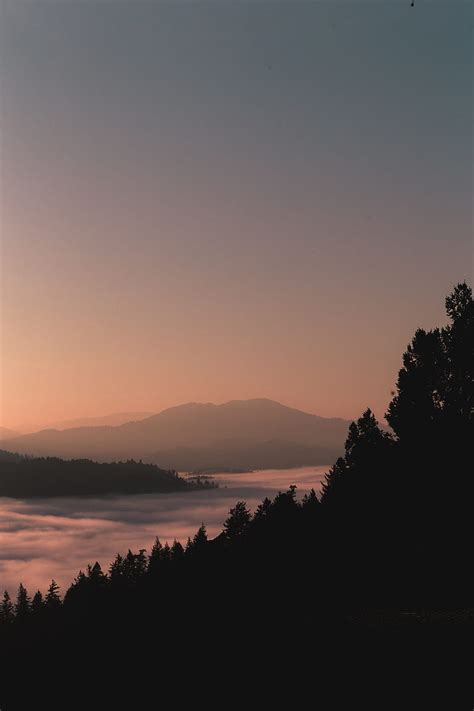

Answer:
[189,524,208,555]
[0,591,14,624]
[301,488,320,517]
[31,590,44,615]
[171,539,184,561]
[45,580,61,611]
[321,409,391,509]
[87,562,107,585]
[109,554,125,582]
[387,282,473,439]
[122,550,147,583]
[15,584,30,620]
[147,537,163,576]
[223,501,251,539]
[253,497,272,523]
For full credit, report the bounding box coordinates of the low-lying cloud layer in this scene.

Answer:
[0,467,328,595]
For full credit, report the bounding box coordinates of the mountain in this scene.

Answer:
[41,411,155,431]
[2,399,350,469]
[15,412,155,434]
[0,427,19,441]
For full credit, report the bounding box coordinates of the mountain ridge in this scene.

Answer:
[2,399,350,470]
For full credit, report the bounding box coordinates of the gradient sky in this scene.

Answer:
[0,0,472,430]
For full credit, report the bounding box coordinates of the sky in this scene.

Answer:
[0,0,472,430]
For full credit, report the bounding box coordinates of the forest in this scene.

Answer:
[0,282,473,707]
[0,454,216,497]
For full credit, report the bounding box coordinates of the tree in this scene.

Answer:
[147,538,163,575]
[87,562,107,586]
[161,542,172,564]
[271,486,299,521]
[386,328,445,441]
[45,580,61,611]
[31,590,44,614]
[320,457,347,505]
[320,410,391,508]
[15,583,30,620]
[386,282,474,439]
[191,524,208,552]
[109,554,125,582]
[253,497,272,523]
[63,571,87,608]
[301,488,320,514]
[0,591,14,623]
[122,549,147,582]
[171,540,184,561]
[223,501,252,540]
[442,282,474,422]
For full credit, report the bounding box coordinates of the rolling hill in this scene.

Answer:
[0,453,213,497]
[2,399,350,470]
[0,427,19,441]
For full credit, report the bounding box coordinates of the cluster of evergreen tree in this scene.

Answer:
[0,283,472,708]
[0,455,217,497]
[0,486,325,634]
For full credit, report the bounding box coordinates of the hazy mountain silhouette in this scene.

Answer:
[0,427,19,441]
[2,399,349,469]
[39,411,155,431]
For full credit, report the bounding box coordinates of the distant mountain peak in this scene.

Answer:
[0,426,19,441]
[1,398,351,470]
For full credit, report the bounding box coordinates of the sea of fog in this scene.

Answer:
[0,465,329,595]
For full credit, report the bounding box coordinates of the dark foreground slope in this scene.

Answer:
[0,453,215,497]
[0,485,473,708]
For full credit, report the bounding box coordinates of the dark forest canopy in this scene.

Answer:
[0,453,216,497]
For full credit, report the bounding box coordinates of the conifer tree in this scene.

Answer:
[0,590,14,623]
[109,553,125,581]
[223,501,251,539]
[192,524,208,549]
[45,580,61,611]
[15,583,31,620]
[148,537,163,575]
[171,540,184,561]
[31,590,44,614]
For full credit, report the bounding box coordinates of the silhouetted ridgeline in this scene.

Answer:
[0,283,473,707]
[0,454,216,497]
[1,398,349,468]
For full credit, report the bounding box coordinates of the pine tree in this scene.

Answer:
[386,282,474,439]
[192,524,208,549]
[171,540,184,561]
[123,549,147,582]
[253,497,272,522]
[31,590,44,614]
[15,583,30,620]
[161,542,171,564]
[223,501,251,539]
[87,562,106,585]
[63,571,87,607]
[0,591,14,623]
[147,537,163,575]
[45,580,61,611]
[109,553,124,581]
[301,488,320,513]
